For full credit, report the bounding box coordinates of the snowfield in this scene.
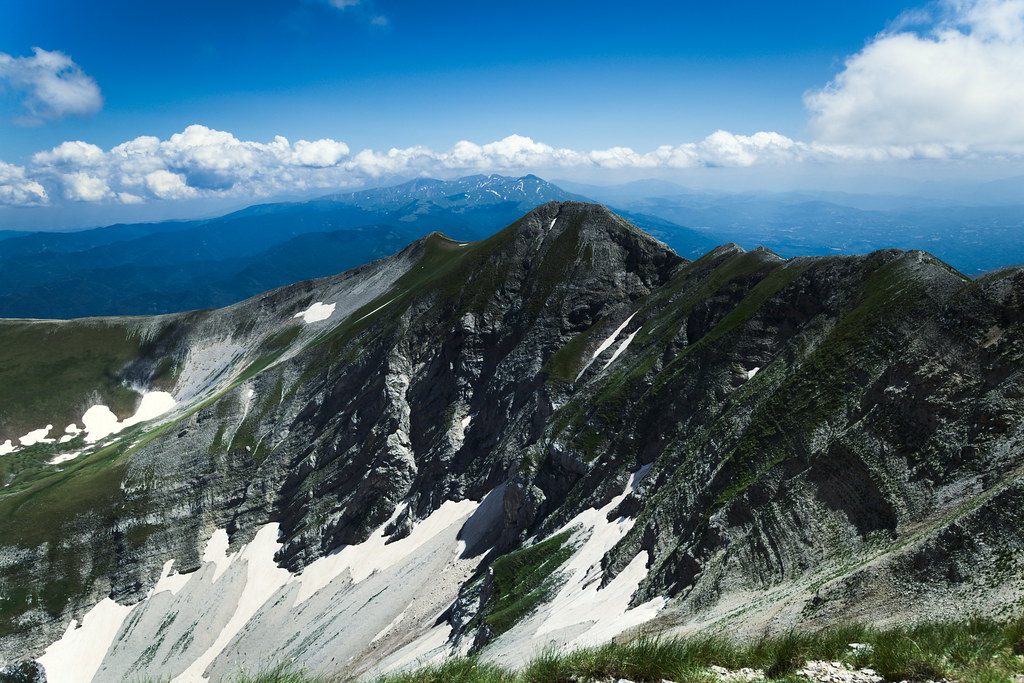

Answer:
[36,476,665,682]
[293,301,336,323]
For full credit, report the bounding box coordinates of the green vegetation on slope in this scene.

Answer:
[0,437,139,634]
[181,616,1024,682]
[0,320,142,438]
[478,529,577,637]
[381,617,1024,683]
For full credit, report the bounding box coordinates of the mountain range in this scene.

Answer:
[11,171,1024,321]
[0,202,1021,681]
[0,174,716,319]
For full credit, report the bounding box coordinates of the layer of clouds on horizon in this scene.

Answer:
[2,0,1024,208]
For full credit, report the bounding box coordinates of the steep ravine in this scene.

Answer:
[0,202,1021,680]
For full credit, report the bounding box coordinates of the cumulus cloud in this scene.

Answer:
[1,124,1016,208]
[292,139,350,167]
[0,161,48,206]
[61,172,112,202]
[806,0,1024,148]
[0,48,102,122]
[25,125,360,205]
[33,140,107,168]
[144,170,195,200]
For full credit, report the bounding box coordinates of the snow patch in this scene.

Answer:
[151,560,193,597]
[294,301,336,324]
[130,391,177,424]
[43,491,486,681]
[744,366,760,380]
[370,606,410,645]
[575,312,637,381]
[48,451,82,465]
[38,598,136,683]
[0,440,15,455]
[81,391,177,443]
[531,464,666,646]
[459,414,476,442]
[19,425,55,447]
[602,329,638,372]
[451,412,475,446]
[293,497,479,604]
[81,406,120,442]
[351,297,396,324]
[548,218,557,231]
[174,525,292,683]
[202,529,233,584]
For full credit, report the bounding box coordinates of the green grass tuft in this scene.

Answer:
[372,657,514,683]
[228,662,335,683]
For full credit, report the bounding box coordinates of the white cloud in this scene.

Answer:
[291,139,351,167]
[0,161,48,206]
[5,123,1023,208]
[27,125,362,203]
[61,172,112,202]
[806,0,1024,148]
[117,192,144,205]
[32,140,107,167]
[0,48,102,122]
[145,170,195,200]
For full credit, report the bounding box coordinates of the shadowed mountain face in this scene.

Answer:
[0,175,715,319]
[0,202,1021,680]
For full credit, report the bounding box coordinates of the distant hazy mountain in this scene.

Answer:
[324,173,589,210]
[0,174,717,319]
[556,179,1024,275]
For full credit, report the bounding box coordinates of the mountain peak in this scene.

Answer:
[513,200,675,251]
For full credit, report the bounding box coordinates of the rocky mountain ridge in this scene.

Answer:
[0,202,1021,681]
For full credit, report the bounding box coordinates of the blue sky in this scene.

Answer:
[2,0,1024,228]
[0,0,909,155]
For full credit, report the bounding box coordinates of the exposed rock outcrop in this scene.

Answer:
[0,202,1021,680]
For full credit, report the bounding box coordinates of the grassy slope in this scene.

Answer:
[0,320,143,439]
[210,617,1024,683]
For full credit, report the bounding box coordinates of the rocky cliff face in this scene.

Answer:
[0,202,1021,681]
